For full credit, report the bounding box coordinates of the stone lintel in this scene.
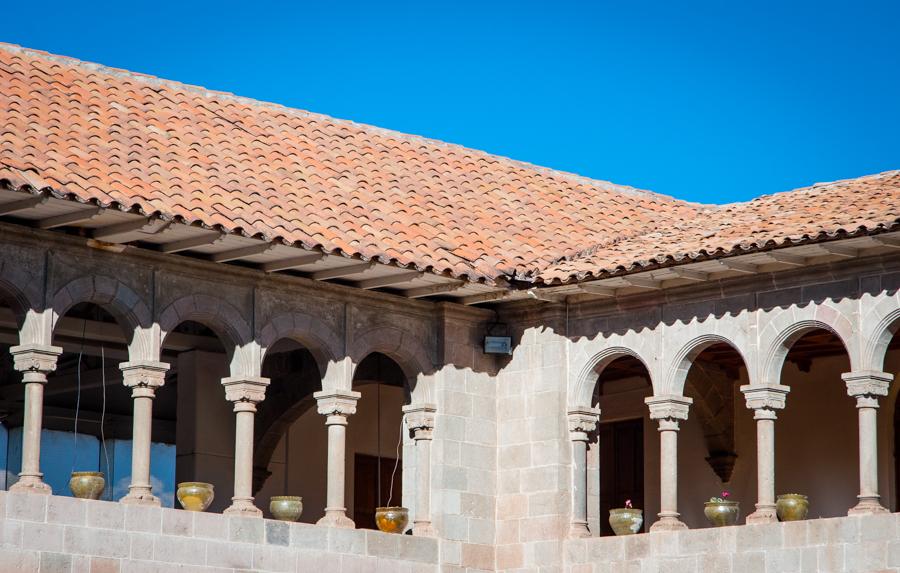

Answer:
[403,403,436,438]
[119,360,169,389]
[740,384,790,412]
[314,389,361,417]
[222,376,270,404]
[11,344,62,374]
[841,370,892,400]
[567,406,601,435]
[645,395,692,421]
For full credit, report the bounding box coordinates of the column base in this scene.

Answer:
[650,514,687,531]
[120,488,161,506]
[746,505,778,524]
[413,521,436,537]
[224,498,262,517]
[568,522,591,538]
[848,497,889,515]
[9,475,51,495]
[317,508,355,528]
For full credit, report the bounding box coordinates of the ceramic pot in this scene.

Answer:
[69,471,105,500]
[609,508,643,535]
[375,507,409,534]
[776,494,809,521]
[704,500,740,527]
[270,496,303,522]
[177,482,214,512]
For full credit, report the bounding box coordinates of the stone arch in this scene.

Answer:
[49,275,154,360]
[571,346,652,409]
[759,315,855,387]
[860,295,900,372]
[258,311,341,380]
[0,262,38,331]
[349,326,435,404]
[665,333,749,396]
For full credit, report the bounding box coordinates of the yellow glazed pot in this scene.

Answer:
[69,471,105,500]
[776,494,809,521]
[609,508,643,535]
[704,500,740,527]
[270,496,303,522]
[375,507,409,534]
[177,482,214,512]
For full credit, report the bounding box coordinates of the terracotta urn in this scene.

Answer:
[704,500,740,527]
[375,506,409,534]
[177,482,214,512]
[609,508,643,535]
[69,471,105,500]
[776,494,809,521]
[269,496,303,522]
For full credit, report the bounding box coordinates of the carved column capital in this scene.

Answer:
[222,376,270,409]
[646,395,692,431]
[740,384,789,420]
[842,371,892,408]
[567,407,601,441]
[314,389,361,422]
[11,344,62,380]
[120,361,169,396]
[403,403,436,440]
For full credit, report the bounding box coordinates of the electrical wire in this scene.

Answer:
[100,345,110,498]
[386,415,403,508]
[71,317,87,473]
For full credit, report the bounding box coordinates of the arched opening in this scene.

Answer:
[678,342,751,528]
[252,338,324,522]
[350,352,408,530]
[0,286,25,491]
[163,320,233,512]
[588,354,651,536]
[880,323,900,512]
[776,328,853,518]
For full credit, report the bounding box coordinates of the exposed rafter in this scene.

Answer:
[578,283,616,297]
[715,259,757,274]
[355,271,424,290]
[765,251,806,267]
[159,232,227,254]
[93,217,170,243]
[210,243,277,263]
[460,290,510,306]
[260,253,326,273]
[0,194,47,215]
[817,242,857,258]
[404,281,465,299]
[620,276,661,290]
[871,235,900,249]
[667,267,708,282]
[310,261,377,281]
[36,207,102,229]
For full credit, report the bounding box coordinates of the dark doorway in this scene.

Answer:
[353,453,402,530]
[598,418,644,536]
[894,394,900,512]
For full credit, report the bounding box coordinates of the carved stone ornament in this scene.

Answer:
[314,389,361,417]
[842,371,892,400]
[222,376,270,404]
[11,344,62,375]
[402,403,436,437]
[645,395,692,421]
[567,407,601,434]
[740,384,790,412]
[120,361,169,389]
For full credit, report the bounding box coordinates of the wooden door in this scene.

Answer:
[598,418,644,536]
[353,453,402,530]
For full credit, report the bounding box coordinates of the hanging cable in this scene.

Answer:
[376,375,382,508]
[386,415,403,507]
[71,316,88,473]
[100,344,110,498]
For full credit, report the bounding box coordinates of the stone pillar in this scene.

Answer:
[314,389,360,528]
[645,395,692,531]
[222,376,270,517]
[842,370,892,515]
[9,344,61,494]
[740,384,789,524]
[567,407,600,538]
[120,361,169,505]
[403,403,437,536]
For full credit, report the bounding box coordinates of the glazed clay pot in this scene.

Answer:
[270,496,303,522]
[704,501,740,527]
[609,508,643,535]
[375,507,409,534]
[69,472,105,500]
[177,482,214,512]
[776,494,809,521]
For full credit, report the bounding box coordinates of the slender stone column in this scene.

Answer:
[567,407,601,538]
[645,395,692,531]
[222,376,270,517]
[403,403,437,536]
[842,371,892,515]
[9,344,61,494]
[314,389,360,528]
[740,384,789,524]
[120,361,169,505]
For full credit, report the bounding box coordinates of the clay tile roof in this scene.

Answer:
[1,43,898,286]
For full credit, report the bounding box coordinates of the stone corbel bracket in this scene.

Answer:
[403,403,437,440]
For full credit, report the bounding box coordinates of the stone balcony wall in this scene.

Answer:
[0,492,439,573]
[564,512,900,573]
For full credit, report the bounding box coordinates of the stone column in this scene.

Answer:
[645,395,692,531]
[314,389,360,528]
[842,371,892,515]
[403,403,437,536]
[740,384,789,524]
[9,344,61,494]
[120,361,169,505]
[222,376,270,517]
[567,407,601,538]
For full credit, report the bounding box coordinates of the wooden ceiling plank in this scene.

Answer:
[159,231,227,253]
[260,253,326,273]
[36,206,102,229]
[0,194,48,215]
[209,242,277,263]
[309,261,376,281]
[356,271,425,290]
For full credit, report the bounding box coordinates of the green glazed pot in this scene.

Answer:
[69,471,105,500]
[177,482,214,512]
[776,494,809,521]
[270,496,303,522]
[375,507,409,534]
[609,508,643,535]
[704,500,740,527]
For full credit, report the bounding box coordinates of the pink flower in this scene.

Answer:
[625,499,633,509]
[722,491,730,499]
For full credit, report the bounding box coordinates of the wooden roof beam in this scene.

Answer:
[404,281,465,299]
[310,261,377,281]
[356,271,424,290]
[0,194,48,215]
[36,206,102,229]
[93,217,170,243]
[260,253,326,273]
[209,242,277,262]
[159,231,227,253]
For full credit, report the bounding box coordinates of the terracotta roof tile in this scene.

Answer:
[1,43,898,286]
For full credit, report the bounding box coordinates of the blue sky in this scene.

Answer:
[4,1,898,203]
